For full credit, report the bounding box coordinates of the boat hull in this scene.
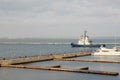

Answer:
[92,52,120,56]
[71,43,101,48]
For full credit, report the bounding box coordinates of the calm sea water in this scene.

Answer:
[0,38,120,80]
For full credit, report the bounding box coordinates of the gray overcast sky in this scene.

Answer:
[0,0,120,38]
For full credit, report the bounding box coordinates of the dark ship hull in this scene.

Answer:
[71,43,101,48]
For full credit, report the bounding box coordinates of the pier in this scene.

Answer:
[55,58,120,63]
[0,55,53,66]
[93,42,120,45]
[0,51,119,76]
[0,51,91,66]
[2,64,118,76]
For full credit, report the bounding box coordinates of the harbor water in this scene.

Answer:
[0,38,120,80]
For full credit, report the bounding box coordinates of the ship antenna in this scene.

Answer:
[83,30,87,45]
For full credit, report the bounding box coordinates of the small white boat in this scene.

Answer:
[92,45,120,56]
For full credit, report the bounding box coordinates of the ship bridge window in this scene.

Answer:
[102,50,109,52]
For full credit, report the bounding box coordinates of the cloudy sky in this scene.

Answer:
[0,0,120,38]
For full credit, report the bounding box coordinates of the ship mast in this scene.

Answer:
[83,30,87,45]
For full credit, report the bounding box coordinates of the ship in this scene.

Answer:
[71,31,101,48]
[92,45,120,56]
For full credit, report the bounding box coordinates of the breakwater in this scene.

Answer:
[0,51,119,76]
[55,58,120,63]
[0,52,91,66]
[2,64,118,76]
[0,42,120,45]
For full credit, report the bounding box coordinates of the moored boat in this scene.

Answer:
[71,31,101,48]
[92,45,120,56]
